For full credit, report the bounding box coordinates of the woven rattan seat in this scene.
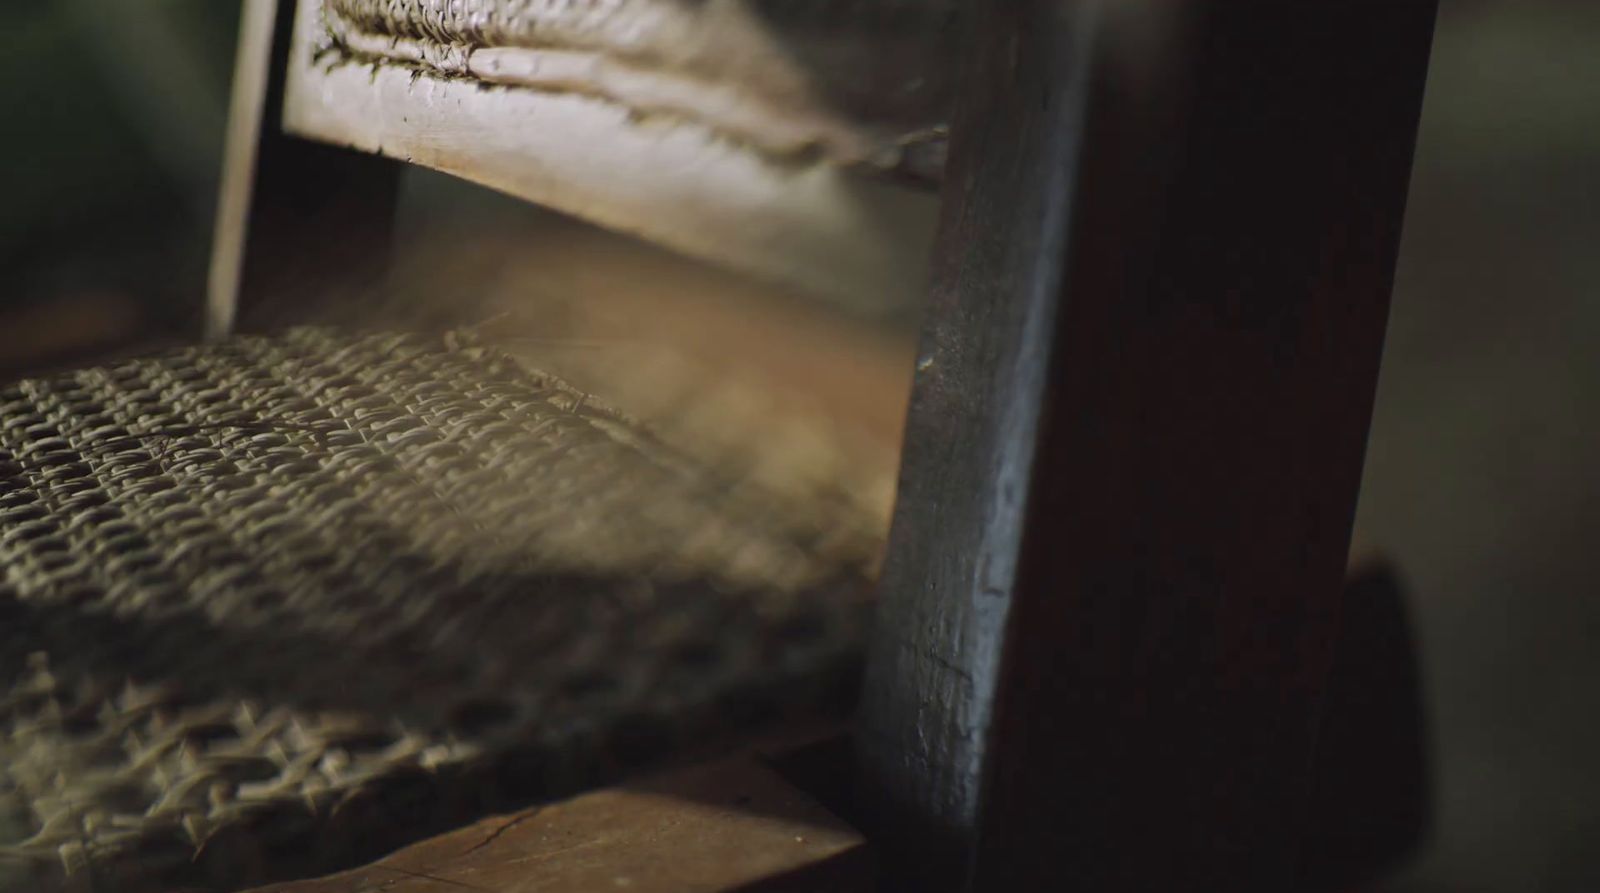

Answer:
[0,328,877,892]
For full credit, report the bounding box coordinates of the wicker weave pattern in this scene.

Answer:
[0,329,873,892]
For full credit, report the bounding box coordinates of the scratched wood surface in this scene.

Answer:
[209,0,401,337]
[240,758,871,893]
[856,1,1438,889]
[230,557,1422,893]
[279,0,938,315]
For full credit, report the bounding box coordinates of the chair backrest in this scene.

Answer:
[208,0,951,338]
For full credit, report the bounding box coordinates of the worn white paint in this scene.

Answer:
[282,0,939,312]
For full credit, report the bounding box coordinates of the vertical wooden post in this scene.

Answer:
[856,1,1437,889]
[208,0,400,336]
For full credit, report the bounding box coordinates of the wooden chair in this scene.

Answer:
[30,0,1441,890]
[856,4,1439,889]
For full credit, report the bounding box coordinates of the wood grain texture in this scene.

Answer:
[856,1,1438,889]
[280,0,938,314]
[241,758,871,893]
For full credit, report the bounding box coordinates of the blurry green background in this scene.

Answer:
[0,0,235,362]
[1,1,1597,890]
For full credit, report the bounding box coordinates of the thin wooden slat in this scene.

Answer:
[208,0,401,337]
[207,0,279,335]
[278,1,938,314]
[857,1,1438,889]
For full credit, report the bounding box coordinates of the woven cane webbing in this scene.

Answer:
[0,328,877,893]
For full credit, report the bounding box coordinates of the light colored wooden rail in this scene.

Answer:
[280,1,938,313]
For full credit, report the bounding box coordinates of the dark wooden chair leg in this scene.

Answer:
[208,0,401,337]
[1299,563,1431,892]
[857,1,1437,890]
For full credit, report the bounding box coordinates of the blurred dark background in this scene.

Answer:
[1358,2,1600,889]
[0,1,235,367]
[1,1,1595,890]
